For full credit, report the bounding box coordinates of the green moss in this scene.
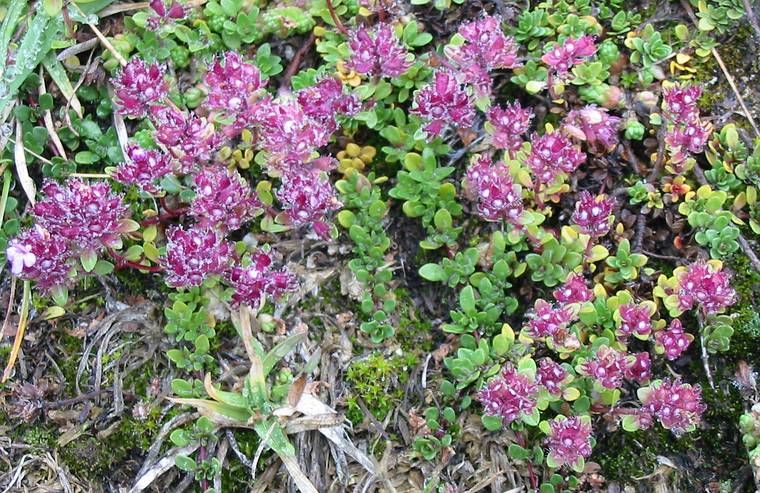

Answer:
[345,352,418,425]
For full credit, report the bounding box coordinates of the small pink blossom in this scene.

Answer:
[346,23,412,78]
[571,191,615,238]
[113,144,173,194]
[445,15,520,95]
[252,97,332,163]
[536,358,569,395]
[526,132,586,186]
[545,416,593,469]
[580,345,627,389]
[625,351,652,383]
[147,0,187,29]
[151,106,223,173]
[204,52,267,136]
[478,364,538,424]
[227,252,298,307]
[676,262,736,314]
[616,303,652,342]
[32,179,128,251]
[162,226,234,287]
[464,155,523,223]
[542,35,597,74]
[486,102,533,152]
[639,378,706,434]
[663,85,701,123]
[527,299,576,340]
[277,170,341,239]
[411,70,476,136]
[296,78,360,134]
[112,58,168,118]
[562,105,621,154]
[6,226,71,292]
[665,120,710,163]
[553,273,593,304]
[655,319,693,360]
[190,166,259,231]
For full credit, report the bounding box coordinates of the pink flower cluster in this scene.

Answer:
[662,85,709,168]
[297,78,361,135]
[204,52,267,136]
[526,132,586,188]
[113,58,168,118]
[616,303,652,342]
[542,35,597,74]
[536,358,569,395]
[113,144,173,194]
[486,102,533,152]
[6,179,130,292]
[571,191,615,238]
[150,106,223,173]
[190,166,259,231]
[464,155,523,223]
[411,71,475,136]
[553,273,593,304]
[277,170,342,239]
[444,15,520,96]
[6,226,72,293]
[478,364,538,424]
[226,252,297,307]
[676,262,737,314]
[545,416,593,468]
[527,299,576,342]
[581,345,651,388]
[147,0,187,29]
[655,319,693,360]
[346,23,412,78]
[162,226,234,287]
[562,105,621,154]
[639,379,706,434]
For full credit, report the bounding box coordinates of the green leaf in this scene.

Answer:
[433,208,453,231]
[80,249,98,273]
[508,444,531,460]
[481,414,503,431]
[262,331,306,376]
[419,263,444,282]
[459,285,476,313]
[93,259,114,275]
[175,454,197,472]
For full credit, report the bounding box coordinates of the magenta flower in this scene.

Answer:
[639,378,706,434]
[542,35,597,74]
[616,303,652,342]
[562,105,621,154]
[147,0,187,29]
[112,58,168,118]
[665,120,710,165]
[411,70,476,136]
[580,345,627,389]
[277,170,342,239]
[6,226,72,293]
[655,319,693,360]
[478,364,538,424]
[663,85,701,123]
[536,358,569,395]
[113,144,173,194]
[190,166,259,231]
[151,106,223,173]
[204,52,267,136]
[445,15,520,95]
[553,273,593,304]
[486,102,533,152]
[464,155,523,223]
[526,132,586,187]
[252,97,332,163]
[296,77,360,134]
[527,299,576,341]
[571,191,614,238]
[625,351,652,383]
[32,179,128,251]
[545,416,593,469]
[676,261,736,314]
[162,226,234,287]
[227,251,297,307]
[346,23,412,78]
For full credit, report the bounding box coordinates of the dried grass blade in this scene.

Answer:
[2,280,31,382]
[14,118,36,205]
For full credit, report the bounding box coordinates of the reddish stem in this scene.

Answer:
[325,0,348,35]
